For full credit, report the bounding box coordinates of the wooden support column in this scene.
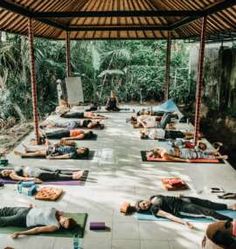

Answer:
[28,18,40,145]
[164,31,171,101]
[194,17,207,145]
[66,31,71,77]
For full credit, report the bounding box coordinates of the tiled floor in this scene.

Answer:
[1,106,236,249]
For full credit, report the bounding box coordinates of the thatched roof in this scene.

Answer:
[0,0,235,40]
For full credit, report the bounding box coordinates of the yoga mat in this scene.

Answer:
[0,212,87,238]
[140,137,166,141]
[140,151,224,164]
[47,134,98,141]
[135,210,236,223]
[0,171,89,186]
[94,108,134,113]
[21,151,95,160]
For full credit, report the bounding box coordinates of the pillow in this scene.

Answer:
[35,187,63,201]
[162,177,188,191]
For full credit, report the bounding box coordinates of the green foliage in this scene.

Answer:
[0,34,194,122]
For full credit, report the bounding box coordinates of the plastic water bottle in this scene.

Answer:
[73,234,80,249]
[17,181,22,193]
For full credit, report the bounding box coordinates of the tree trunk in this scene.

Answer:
[20,36,27,86]
[13,103,26,122]
[99,54,115,101]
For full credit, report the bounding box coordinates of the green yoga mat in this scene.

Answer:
[0,212,87,238]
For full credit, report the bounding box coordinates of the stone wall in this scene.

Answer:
[190,43,236,168]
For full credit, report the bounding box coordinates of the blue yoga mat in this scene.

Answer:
[135,210,236,223]
[152,99,183,120]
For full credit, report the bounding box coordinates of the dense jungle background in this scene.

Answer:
[0,32,235,167]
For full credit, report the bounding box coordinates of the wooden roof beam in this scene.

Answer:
[67,25,170,32]
[0,0,66,30]
[170,0,236,30]
[33,10,202,18]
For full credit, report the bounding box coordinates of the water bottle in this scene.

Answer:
[17,181,22,193]
[73,234,80,249]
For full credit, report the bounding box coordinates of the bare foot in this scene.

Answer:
[22,144,29,152]
[228,204,236,210]
[14,151,22,156]
[72,171,84,180]
[221,155,228,160]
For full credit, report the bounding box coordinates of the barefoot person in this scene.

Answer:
[40,119,104,130]
[15,143,89,160]
[60,111,106,119]
[0,167,84,182]
[140,128,193,140]
[147,145,227,162]
[42,129,95,140]
[121,195,236,229]
[0,206,77,239]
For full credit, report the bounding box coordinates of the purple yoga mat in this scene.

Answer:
[0,179,85,185]
[0,170,89,186]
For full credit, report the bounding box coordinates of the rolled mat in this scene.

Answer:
[135,210,236,223]
[140,151,224,164]
[0,212,87,237]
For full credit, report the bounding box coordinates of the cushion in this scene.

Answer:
[35,187,63,201]
[162,177,189,191]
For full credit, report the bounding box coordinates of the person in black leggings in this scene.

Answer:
[127,195,236,229]
[0,166,85,182]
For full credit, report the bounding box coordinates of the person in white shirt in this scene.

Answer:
[0,206,77,239]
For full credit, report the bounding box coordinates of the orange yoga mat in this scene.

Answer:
[141,151,224,164]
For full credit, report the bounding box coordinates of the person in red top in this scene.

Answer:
[42,129,95,140]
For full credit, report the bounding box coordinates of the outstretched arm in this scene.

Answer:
[156,210,194,229]
[163,153,188,162]
[47,154,72,159]
[9,173,42,183]
[11,225,58,239]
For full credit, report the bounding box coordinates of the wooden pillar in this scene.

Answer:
[194,17,207,145]
[164,31,171,101]
[28,18,40,145]
[66,31,71,77]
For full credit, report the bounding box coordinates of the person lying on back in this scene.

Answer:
[40,119,104,130]
[0,206,77,239]
[42,129,95,140]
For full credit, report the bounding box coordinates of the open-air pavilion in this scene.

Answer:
[0,1,236,249]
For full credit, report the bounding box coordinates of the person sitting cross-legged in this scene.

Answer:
[105,91,120,111]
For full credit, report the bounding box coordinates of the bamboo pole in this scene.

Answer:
[28,18,40,145]
[194,16,207,145]
[66,31,71,77]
